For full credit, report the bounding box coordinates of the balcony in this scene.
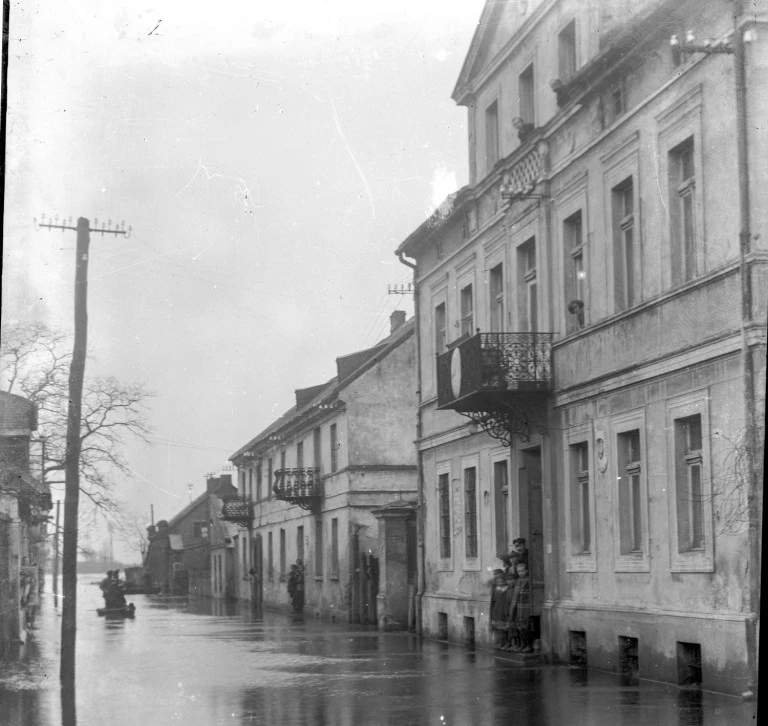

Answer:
[273,468,323,511]
[220,498,251,527]
[436,333,553,444]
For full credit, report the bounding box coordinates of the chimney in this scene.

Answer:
[206,475,218,493]
[390,310,406,334]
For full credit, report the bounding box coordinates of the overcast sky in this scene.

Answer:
[3,0,483,559]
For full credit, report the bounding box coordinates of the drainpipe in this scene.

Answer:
[732,3,760,699]
[398,250,425,635]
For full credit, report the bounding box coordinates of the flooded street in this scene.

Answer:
[0,576,756,725]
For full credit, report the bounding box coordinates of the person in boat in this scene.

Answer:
[103,571,127,609]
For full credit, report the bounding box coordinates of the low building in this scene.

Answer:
[144,474,238,596]
[0,391,52,655]
[228,312,418,628]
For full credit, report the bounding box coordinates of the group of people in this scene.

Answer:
[100,569,127,610]
[489,538,533,653]
[286,559,305,614]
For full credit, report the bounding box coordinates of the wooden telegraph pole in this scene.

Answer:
[34,214,130,688]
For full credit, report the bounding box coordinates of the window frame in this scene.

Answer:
[517,237,538,332]
[518,62,535,125]
[330,517,339,579]
[666,391,713,572]
[436,463,453,570]
[485,98,500,171]
[462,456,481,569]
[565,422,597,572]
[489,262,505,333]
[314,519,324,578]
[611,410,650,572]
[558,19,577,80]
[656,86,705,292]
[492,453,511,558]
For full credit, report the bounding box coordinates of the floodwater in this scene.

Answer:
[0,576,756,725]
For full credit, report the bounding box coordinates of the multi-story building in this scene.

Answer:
[396,0,765,695]
[228,312,418,627]
[144,474,238,596]
[0,391,52,655]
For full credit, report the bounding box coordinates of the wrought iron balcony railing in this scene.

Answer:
[437,332,553,411]
[220,498,251,527]
[273,468,323,511]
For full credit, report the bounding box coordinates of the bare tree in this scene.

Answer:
[1,322,154,523]
[115,509,150,563]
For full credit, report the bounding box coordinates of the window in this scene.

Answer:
[280,449,286,472]
[460,284,474,338]
[296,525,304,563]
[519,63,535,125]
[438,472,451,559]
[268,458,273,498]
[296,441,304,470]
[268,531,274,579]
[279,528,286,576]
[617,430,643,555]
[485,100,500,169]
[518,238,538,331]
[564,211,585,332]
[493,460,509,556]
[464,467,478,559]
[314,520,324,576]
[558,20,577,79]
[434,302,447,355]
[570,442,591,555]
[239,469,246,498]
[193,521,207,540]
[330,423,338,472]
[242,537,248,575]
[601,79,625,127]
[256,461,263,501]
[612,178,635,310]
[669,137,696,284]
[330,518,339,578]
[489,264,505,332]
[675,415,704,552]
[313,427,322,470]
[248,468,253,501]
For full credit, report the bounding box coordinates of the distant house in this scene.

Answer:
[228,312,418,628]
[0,391,52,654]
[144,474,238,597]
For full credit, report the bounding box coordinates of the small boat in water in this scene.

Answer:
[97,603,136,618]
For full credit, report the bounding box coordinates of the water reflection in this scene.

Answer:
[0,578,756,726]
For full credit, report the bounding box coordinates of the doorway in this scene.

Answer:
[518,447,544,627]
[252,534,263,609]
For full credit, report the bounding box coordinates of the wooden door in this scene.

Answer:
[519,448,544,615]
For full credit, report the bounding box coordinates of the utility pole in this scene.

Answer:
[53,499,61,602]
[34,214,130,689]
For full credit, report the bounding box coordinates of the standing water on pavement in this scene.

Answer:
[0,575,755,725]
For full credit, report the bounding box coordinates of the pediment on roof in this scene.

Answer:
[453,0,533,104]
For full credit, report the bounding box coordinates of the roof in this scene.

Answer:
[230,317,415,461]
[395,186,470,258]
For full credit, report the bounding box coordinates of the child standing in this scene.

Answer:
[509,561,532,653]
[489,569,511,649]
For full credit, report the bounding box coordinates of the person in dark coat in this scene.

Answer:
[509,561,532,652]
[489,569,511,649]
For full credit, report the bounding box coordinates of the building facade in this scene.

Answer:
[144,474,238,597]
[0,392,52,655]
[228,313,418,628]
[396,0,765,695]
